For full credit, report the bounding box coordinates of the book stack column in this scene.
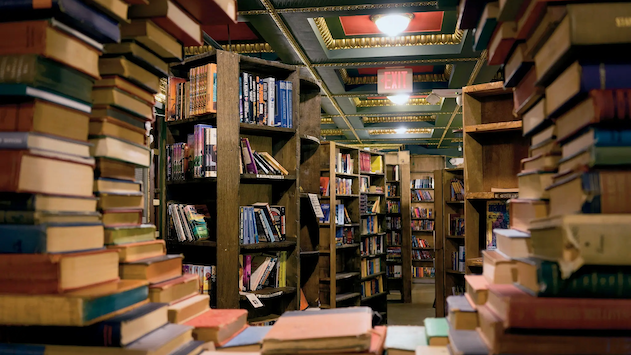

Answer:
[0,1,208,354]
[444,2,631,354]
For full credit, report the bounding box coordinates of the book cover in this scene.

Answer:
[486,201,508,249]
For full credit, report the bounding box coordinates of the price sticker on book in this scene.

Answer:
[308,193,324,219]
[245,293,264,308]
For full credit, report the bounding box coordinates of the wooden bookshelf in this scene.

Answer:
[462,82,529,274]
[359,149,388,319]
[409,155,445,311]
[158,50,302,321]
[318,142,361,310]
[434,167,464,317]
[384,152,411,303]
[298,76,322,308]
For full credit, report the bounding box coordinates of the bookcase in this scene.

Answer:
[434,167,465,316]
[158,50,307,322]
[384,152,412,303]
[462,82,529,274]
[409,155,445,307]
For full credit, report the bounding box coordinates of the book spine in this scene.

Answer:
[287,81,293,128]
[212,64,217,111]
[239,76,243,122]
[0,224,47,252]
[537,261,631,298]
[581,170,631,214]
[275,80,282,127]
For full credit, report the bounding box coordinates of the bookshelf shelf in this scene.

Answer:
[361,213,385,216]
[362,192,386,196]
[324,171,358,178]
[446,200,465,204]
[361,253,387,259]
[335,292,361,303]
[361,292,387,302]
[360,271,386,282]
[321,272,360,282]
[166,177,217,185]
[239,123,296,136]
[386,196,401,199]
[240,240,297,252]
[320,194,359,198]
[166,240,218,247]
[299,134,321,145]
[466,257,483,267]
[411,218,435,221]
[360,171,385,176]
[240,174,297,183]
[166,113,217,127]
[412,247,435,250]
[412,229,434,233]
[300,250,320,256]
[446,270,465,275]
[411,188,434,190]
[447,235,465,239]
[464,121,522,134]
[412,200,435,203]
[239,286,297,300]
[413,278,436,284]
[360,232,386,237]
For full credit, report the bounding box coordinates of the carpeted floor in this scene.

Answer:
[387,303,436,325]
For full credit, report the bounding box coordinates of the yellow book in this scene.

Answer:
[120,20,182,60]
[370,155,383,173]
[92,87,153,120]
[99,57,161,94]
[168,294,210,324]
[89,136,151,168]
[85,0,129,23]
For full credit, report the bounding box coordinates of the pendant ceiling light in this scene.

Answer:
[387,94,410,105]
[371,13,414,37]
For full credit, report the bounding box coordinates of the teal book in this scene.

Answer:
[423,317,449,346]
[383,326,427,353]
[0,84,91,113]
[0,55,93,104]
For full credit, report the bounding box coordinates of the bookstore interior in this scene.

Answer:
[0,0,630,354]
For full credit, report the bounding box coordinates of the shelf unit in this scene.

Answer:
[318,142,362,310]
[462,82,529,274]
[434,167,464,317]
[359,149,388,318]
[384,152,412,303]
[409,155,445,311]
[158,50,305,321]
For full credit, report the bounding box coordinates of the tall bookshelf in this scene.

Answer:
[409,155,445,308]
[384,152,412,303]
[434,167,464,317]
[318,142,362,310]
[462,82,529,274]
[359,149,388,320]
[297,76,322,308]
[158,50,304,322]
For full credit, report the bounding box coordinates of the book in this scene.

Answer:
[473,2,498,51]
[447,329,488,355]
[0,150,94,196]
[119,254,183,284]
[530,214,631,277]
[0,193,97,212]
[547,170,631,216]
[447,295,478,330]
[90,136,151,167]
[0,100,90,142]
[507,200,548,232]
[184,308,248,346]
[546,61,631,119]
[120,19,182,60]
[562,128,631,160]
[0,20,100,79]
[105,224,156,245]
[0,54,94,104]
[96,157,137,181]
[535,2,631,86]
[94,178,141,194]
[0,0,121,43]
[558,145,631,175]
[104,42,169,77]
[220,326,271,352]
[95,75,156,105]
[261,307,373,354]
[149,274,199,304]
[465,275,489,305]
[0,210,101,225]
[483,249,516,284]
[92,88,153,121]
[0,303,166,347]
[504,43,533,88]
[0,132,91,159]
[128,0,202,46]
[423,318,449,346]
[513,66,543,115]
[92,105,148,130]
[168,294,210,324]
[383,326,427,355]
[84,0,129,23]
[0,83,91,113]
[0,222,104,253]
[108,240,166,262]
[90,117,146,146]
[488,21,517,65]
[415,345,448,355]
[522,98,547,136]
[485,200,508,249]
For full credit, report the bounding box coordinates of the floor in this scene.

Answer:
[387,303,436,325]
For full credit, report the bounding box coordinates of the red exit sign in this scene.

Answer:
[377,68,413,94]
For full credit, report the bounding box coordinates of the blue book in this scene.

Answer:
[590,128,631,147]
[169,341,205,355]
[287,81,293,128]
[221,326,271,350]
[281,80,288,128]
[0,303,168,347]
[274,80,283,127]
[0,193,97,212]
[0,0,120,43]
[0,84,91,113]
[0,223,103,253]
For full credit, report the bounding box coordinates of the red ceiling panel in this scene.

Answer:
[202,23,259,41]
[356,66,434,75]
[339,12,444,36]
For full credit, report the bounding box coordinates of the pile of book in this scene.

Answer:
[411,207,433,218]
[411,189,433,201]
[387,200,401,213]
[240,73,293,128]
[411,176,433,189]
[387,231,402,246]
[239,252,288,292]
[411,219,434,231]
[449,178,464,201]
[412,266,435,278]
[240,137,289,176]
[412,250,432,261]
[361,234,384,256]
[444,1,631,354]
[386,216,402,230]
[167,202,209,242]
[167,124,218,181]
[380,318,449,354]
[239,203,286,244]
[411,237,430,248]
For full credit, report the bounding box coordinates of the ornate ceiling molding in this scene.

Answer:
[184,43,273,55]
[362,115,435,123]
[321,117,334,124]
[314,17,464,50]
[327,92,432,98]
[312,57,478,67]
[238,2,438,15]
[369,128,433,135]
[353,97,430,107]
[339,65,452,85]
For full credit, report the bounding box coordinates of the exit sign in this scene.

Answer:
[377,68,413,94]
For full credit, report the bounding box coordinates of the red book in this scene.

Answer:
[513,67,543,115]
[488,284,631,330]
[184,308,248,346]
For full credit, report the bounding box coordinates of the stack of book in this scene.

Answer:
[239,203,286,244]
[167,202,210,242]
[382,319,448,354]
[239,73,293,128]
[446,1,631,354]
[240,137,288,176]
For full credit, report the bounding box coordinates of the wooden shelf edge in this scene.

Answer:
[464,121,522,134]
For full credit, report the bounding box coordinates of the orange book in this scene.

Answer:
[0,21,100,79]
[209,63,217,113]
[149,274,199,304]
[465,274,489,305]
[107,239,166,262]
[119,254,182,284]
[184,308,248,346]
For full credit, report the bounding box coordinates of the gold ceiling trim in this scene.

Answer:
[321,129,344,135]
[312,57,478,67]
[353,97,430,107]
[322,112,452,119]
[185,43,273,55]
[369,128,433,135]
[184,46,215,56]
[321,117,334,124]
[239,2,438,15]
[327,92,432,98]
[339,64,453,85]
[314,17,463,50]
[362,115,435,123]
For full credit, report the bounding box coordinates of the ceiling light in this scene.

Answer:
[387,94,410,105]
[371,14,414,37]
[426,92,441,105]
[395,127,407,134]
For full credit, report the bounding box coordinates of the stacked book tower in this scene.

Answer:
[445,1,631,354]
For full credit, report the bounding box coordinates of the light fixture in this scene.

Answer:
[371,13,414,37]
[426,92,441,105]
[395,127,407,134]
[387,94,410,105]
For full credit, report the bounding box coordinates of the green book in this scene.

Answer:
[424,317,449,346]
[0,55,93,104]
[383,326,427,354]
[0,84,90,113]
[104,224,156,245]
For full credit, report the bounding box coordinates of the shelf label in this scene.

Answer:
[245,293,264,308]
[257,174,284,180]
[308,193,325,219]
[494,192,519,199]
